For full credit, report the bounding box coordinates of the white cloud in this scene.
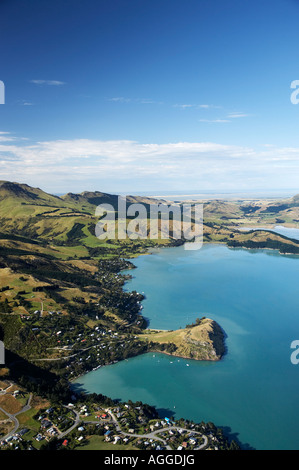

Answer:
[173,104,194,109]
[197,104,221,109]
[108,97,163,105]
[30,80,66,86]
[227,113,250,119]
[173,104,221,110]
[0,132,15,142]
[108,97,131,103]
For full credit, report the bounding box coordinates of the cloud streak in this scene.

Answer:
[30,80,66,86]
[227,113,250,119]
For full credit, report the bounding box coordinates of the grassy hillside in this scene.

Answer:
[0,181,174,244]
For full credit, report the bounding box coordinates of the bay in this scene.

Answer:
[74,244,299,450]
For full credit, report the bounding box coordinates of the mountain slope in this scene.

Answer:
[0,181,169,243]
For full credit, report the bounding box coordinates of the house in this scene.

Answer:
[48,428,57,436]
[40,419,52,429]
[62,439,68,447]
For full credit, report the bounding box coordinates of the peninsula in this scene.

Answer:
[139,318,225,361]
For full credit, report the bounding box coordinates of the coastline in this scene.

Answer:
[67,234,299,450]
[71,234,299,385]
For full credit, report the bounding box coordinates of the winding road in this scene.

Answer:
[107,410,208,450]
[0,393,33,441]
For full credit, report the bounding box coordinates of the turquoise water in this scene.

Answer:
[74,244,299,450]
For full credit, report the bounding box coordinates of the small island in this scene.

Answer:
[139,317,226,361]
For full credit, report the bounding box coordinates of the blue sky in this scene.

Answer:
[1,0,299,194]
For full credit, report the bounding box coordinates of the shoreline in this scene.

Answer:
[71,236,298,385]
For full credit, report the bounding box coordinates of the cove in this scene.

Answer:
[74,244,299,450]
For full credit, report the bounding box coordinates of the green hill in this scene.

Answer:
[0,181,168,243]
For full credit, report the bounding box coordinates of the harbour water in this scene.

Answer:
[74,243,299,450]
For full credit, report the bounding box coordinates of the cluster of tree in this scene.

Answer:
[66,223,85,242]
[98,257,135,274]
[148,340,178,354]
[228,238,299,254]
[185,317,206,328]
[0,299,12,313]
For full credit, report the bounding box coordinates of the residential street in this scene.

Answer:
[1,393,32,441]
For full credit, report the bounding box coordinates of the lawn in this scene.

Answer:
[0,394,23,415]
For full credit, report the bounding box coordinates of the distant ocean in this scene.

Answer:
[54,188,299,201]
[134,189,299,201]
